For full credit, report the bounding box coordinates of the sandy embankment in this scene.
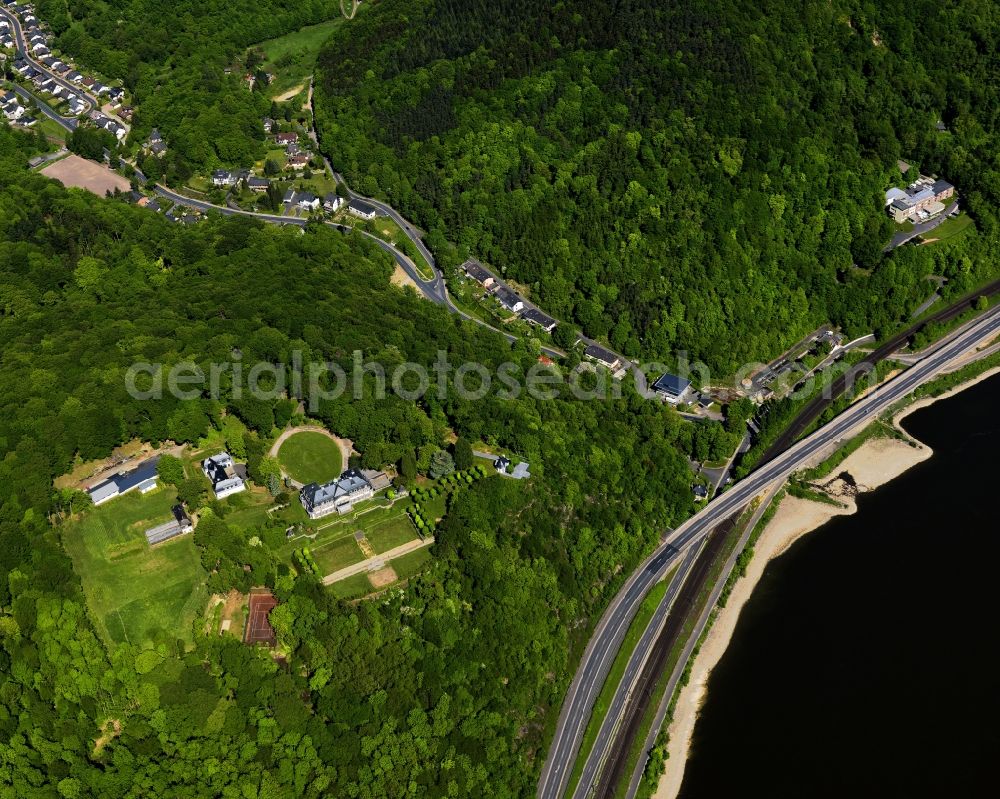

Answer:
[391,264,420,291]
[654,434,932,799]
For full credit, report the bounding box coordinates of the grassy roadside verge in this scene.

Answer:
[608,504,759,799]
[564,568,676,797]
[633,495,782,799]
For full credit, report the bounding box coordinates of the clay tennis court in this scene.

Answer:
[244,588,278,646]
[40,154,130,197]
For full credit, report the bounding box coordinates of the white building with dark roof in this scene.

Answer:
[347,198,378,220]
[202,452,247,500]
[300,470,374,518]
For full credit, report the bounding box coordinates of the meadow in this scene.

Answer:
[61,487,208,649]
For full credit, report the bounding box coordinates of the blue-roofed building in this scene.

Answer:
[87,457,160,506]
[652,373,693,405]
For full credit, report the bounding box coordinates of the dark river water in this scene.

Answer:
[678,372,1000,798]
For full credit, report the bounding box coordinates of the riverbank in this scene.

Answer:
[654,404,948,798]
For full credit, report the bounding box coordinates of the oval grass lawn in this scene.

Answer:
[277,431,343,484]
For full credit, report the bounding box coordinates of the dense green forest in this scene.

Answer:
[38,0,343,179]
[315,0,1000,371]
[7,0,1000,794]
[0,121,714,795]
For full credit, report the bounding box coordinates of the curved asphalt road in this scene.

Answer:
[539,304,1000,799]
[0,8,102,124]
[149,182,562,357]
[6,83,76,130]
[566,542,704,799]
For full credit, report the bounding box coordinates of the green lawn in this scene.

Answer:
[389,546,433,580]
[254,18,346,97]
[328,545,433,599]
[311,534,364,574]
[61,488,208,649]
[923,212,974,243]
[365,514,419,554]
[217,486,309,532]
[329,571,373,599]
[353,215,435,279]
[277,431,343,484]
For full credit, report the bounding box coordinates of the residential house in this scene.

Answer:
[212,169,238,187]
[102,118,126,140]
[584,344,623,372]
[283,189,320,210]
[652,372,693,405]
[347,198,378,220]
[262,116,274,133]
[31,43,49,56]
[81,76,95,89]
[521,307,557,333]
[286,153,309,170]
[274,131,297,145]
[461,259,495,288]
[494,455,511,473]
[150,140,167,155]
[246,176,269,192]
[107,86,124,103]
[493,286,524,313]
[201,452,248,500]
[66,70,82,82]
[693,484,709,501]
[2,96,23,120]
[323,192,343,212]
[300,470,375,518]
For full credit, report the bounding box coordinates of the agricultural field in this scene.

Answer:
[61,487,207,649]
[277,430,343,483]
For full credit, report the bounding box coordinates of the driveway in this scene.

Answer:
[886,202,959,250]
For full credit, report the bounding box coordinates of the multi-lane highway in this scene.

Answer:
[539,302,1000,799]
[566,542,705,799]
